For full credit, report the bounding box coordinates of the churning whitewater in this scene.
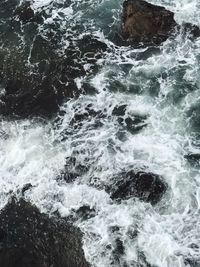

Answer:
[0,0,200,266]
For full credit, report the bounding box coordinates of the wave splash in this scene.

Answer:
[0,0,200,266]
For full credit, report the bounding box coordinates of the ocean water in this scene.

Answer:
[1,0,200,266]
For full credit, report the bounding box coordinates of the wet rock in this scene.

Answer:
[82,83,97,95]
[21,183,33,196]
[15,3,34,23]
[75,206,96,221]
[183,23,200,38]
[0,130,9,139]
[120,0,200,46]
[136,251,152,267]
[0,74,79,118]
[77,35,108,58]
[184,153,200,167]
[116,114,147,134]
[0,198,90,267]
[184,153,200,161]
[0,31,83,117]
[70,107,104,125]
[124,115,147,134]
[112,238,125,262]
[68,206,96,223]
[110,171,167,205]
[60,156,89,183]
[184,257,200,267]
[112,105,147,134]
[0,0,108,118]
[135,46,161,60]
[69,104,105,130]
[14,2,44,24]
[121,0,177,46]
[112,104,127,116]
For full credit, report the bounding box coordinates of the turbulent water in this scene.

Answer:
[1,0,200,266]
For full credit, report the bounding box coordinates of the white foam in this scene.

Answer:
[1,0,200,266]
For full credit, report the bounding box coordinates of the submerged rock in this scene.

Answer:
[14,2,43,24]
[60,156,89,183]
[0,35,107,118]
[0,198,90,267]
[110,171,167,205]
[0,0,108,118]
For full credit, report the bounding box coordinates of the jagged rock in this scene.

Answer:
[121,0,177,46]
[112,104,127,116]
[183,23,200,38]
[0,199,90,267]
[110,170,167,205]
[121,0,200,46]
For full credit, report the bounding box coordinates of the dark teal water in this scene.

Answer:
[0,0,200,266]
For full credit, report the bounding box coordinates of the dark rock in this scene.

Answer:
[21,183,33,196]
[184,153,200,161]
[15,3,35,23]
[135,46,161,60]
[77,35,108,58]
[0,31,83,118]
[110,171,167,205]
[60,156,89,183]
[75,206,96,221]
[136,251,152,267]
[69,206,96,222]
[121,0,177,46]
[69,104,105,130]
[82,83,97,95]
[70,109,104,125]
[120,0,200,46]
[184,257,200,267]
[112,104,127,116]
[110,237,125,266]
[184,153,200,167]
[113,238,124,258]
[0,198,90,267]
[116,114,147,134]
[14,2,43,24]
[0,130,9,139]
[183,23,200,38]
[0,74,79,118]
[124,115,147,134]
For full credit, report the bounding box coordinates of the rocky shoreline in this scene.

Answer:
[0,0,200,266]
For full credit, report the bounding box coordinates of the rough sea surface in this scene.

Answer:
[1,0,200,266]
